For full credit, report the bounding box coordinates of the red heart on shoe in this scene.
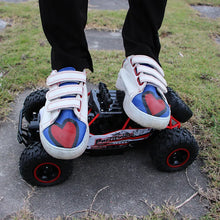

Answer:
[144,92,167,116]
[49,119,79,148]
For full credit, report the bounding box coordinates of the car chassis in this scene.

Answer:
[17,83,199,186]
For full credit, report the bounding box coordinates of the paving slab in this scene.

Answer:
[0,19,7,31]
[192,5,220,19]
[89,0,128,10]
[0,90,32,219]
[86,30,123,50]
[0,84,209,219]
[215,35,220,44]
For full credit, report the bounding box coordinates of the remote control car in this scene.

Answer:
[17,83,199,186]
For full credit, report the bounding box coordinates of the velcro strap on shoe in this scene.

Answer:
[46,85,83,101]
[47,71,86,86]
[137,65,167,87]
[139,74,167,93]
[132,55,164,77]
[47,98,81,112]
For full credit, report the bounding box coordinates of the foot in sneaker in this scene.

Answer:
[39,67,89,159]
[116,55,170,129]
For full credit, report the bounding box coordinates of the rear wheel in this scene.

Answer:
[23,89,48,122]
[19,142,73,186]
[150,128,199,172]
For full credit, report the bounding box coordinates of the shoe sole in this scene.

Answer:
[40,126,89,160]
[116,68,170,130]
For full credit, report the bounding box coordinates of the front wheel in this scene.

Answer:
[165,87,193,123]
[19,142,73,186]
[150,128,199,172]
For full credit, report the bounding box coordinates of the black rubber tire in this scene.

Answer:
[165,87,193,123]
[19,142,73,186]
[150,128,199,172]
[23,89,48,122]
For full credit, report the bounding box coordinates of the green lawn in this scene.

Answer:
[0,0,219,219]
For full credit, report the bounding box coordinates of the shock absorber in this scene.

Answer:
[98,82,113,111]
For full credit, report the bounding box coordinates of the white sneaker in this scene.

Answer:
[116,55,170,129]
[39,67,89,159]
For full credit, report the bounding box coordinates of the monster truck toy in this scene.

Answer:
[17,83,199,186]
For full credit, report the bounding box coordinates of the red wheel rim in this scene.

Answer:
[166,148,190,168]
[34,162,61,184]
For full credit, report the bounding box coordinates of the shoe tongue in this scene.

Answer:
[58,67,76,72]
[140,64,160,96]
[141,63,154,69]
[144,85,157,93]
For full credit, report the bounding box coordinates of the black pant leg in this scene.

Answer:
[39,0,93,71]
[122,0,167,63]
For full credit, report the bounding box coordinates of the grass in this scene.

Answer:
[87,9,127,31]
[0,0,219,219]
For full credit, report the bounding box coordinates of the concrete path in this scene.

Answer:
[0,0,214,219]
[0,87,209,219]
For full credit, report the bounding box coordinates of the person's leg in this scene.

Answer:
[39,0,90,160]
[122,0,167,63]
[39,0,93,71]
[116,0,170,130]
